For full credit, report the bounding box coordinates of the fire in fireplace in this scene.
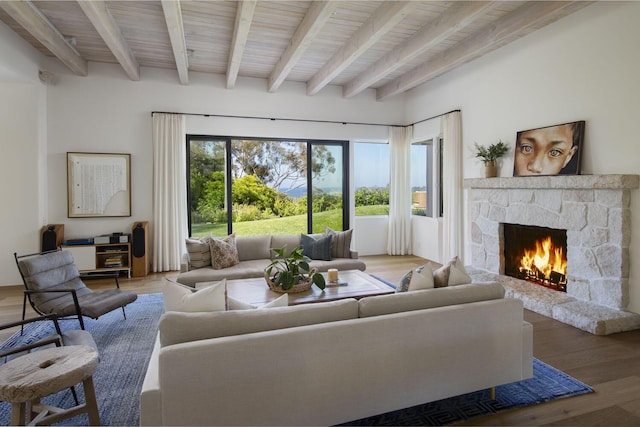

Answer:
[503,224,568,291]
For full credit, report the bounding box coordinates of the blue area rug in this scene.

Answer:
[0,293,164,426]
[1,293,594,426]
[341,358,594,426]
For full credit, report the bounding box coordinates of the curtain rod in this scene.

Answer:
[151,109,461,128]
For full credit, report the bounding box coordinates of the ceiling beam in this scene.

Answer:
[344,1,496,98]
[227,1,257,89]
[161,0,189,85]
[307,1,416,96]
[78,0,139,81]
[268,1,338,93]
[377,1,585,100]
[0,0,87,76]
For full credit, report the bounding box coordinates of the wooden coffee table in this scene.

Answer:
[197,270,394,306]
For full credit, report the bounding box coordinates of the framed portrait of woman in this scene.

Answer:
[513,120,585,176]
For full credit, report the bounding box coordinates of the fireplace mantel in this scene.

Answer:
[464,174,639,190]
[465,173,640,335]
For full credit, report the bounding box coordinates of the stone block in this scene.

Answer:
[566,277,591,302]
[590,278,625,309]
[471,222,483,244]
[609,208,631,248]
[535,189,563,213]
[580,227,609,247]
[593,244,623,277]
[587,204,608,228]
[563,189,594,203]
[595,190,624,207]
[488,205,506,222]
[559,202,587,230]
[488,189,509,207]
[508,189,534,204]
[568,247,600,279]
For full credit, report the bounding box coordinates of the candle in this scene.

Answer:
[327,269,339,282]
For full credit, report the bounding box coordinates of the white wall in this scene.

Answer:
[33,62,403,278]
[0,20,47,286]
[404,2,640,313]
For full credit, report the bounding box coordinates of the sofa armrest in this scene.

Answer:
[180,253,191,273]
[350,250,359,258]
[140,336,163,426]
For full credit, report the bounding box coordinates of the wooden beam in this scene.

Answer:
[0,0,87,76]
[343,1,496,98]
[268,1,338,92]
[161,0,189,85]
[307,1,416,96]
[227,1,257,89]
[377,1,586,100]
[77,0,139,81]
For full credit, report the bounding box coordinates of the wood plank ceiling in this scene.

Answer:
[0,1,591,100]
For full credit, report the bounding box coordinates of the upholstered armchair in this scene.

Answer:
[14,250,138,329]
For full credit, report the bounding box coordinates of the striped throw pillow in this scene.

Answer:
[324,227,353,259]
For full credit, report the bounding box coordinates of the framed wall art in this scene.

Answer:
[513,120,585,176]
[67,152,131,217]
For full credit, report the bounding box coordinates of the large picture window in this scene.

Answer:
[354,142,389,216]
[411,137,442,218]
[187,135,348,237]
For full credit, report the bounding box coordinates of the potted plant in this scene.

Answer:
[265,246,326,293]
[474,140,509,178]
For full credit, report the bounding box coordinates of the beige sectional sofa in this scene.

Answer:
[140,282,533,426]
[177,233,366,287]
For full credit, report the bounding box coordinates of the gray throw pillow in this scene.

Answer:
[300,234,332,261]
[324,227,353,258]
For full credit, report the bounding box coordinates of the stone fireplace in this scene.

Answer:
[465,174,640,335]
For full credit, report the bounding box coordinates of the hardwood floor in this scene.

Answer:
[2,254,639,425]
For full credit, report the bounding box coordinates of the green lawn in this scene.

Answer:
[191,205,389,237]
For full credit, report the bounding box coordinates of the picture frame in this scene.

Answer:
[513,120,585,176]
[67,152,131,218]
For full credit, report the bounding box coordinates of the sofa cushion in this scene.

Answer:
[159,298,359,347]
[270,234,301,256]
[178,259,272,287]
[433,256,472,287]
[185,236,212,268]
[325,227,353,258]
[301,234,332,261]
[308,258,366,272]
[358,282,505,318]
[209,234,240,269]
[163,279,226,312]
[236,235,272,261]
[227,294,288,310]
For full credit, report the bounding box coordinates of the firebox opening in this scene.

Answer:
[503,224,568,292]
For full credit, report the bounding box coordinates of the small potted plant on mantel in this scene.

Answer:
[474,140,509,178]
[265,246,326,293]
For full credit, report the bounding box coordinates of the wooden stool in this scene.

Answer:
[0,345,100,426]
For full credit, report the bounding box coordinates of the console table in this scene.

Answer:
[62,242,131,277]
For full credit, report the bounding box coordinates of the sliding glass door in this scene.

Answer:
[187,135,348,237]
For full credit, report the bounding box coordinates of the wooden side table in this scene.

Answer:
[0,345,100,425]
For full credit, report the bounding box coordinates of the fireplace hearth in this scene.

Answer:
[465,174,640,335]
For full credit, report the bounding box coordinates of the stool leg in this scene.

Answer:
[10,402,25,426]
[83,376,101,426]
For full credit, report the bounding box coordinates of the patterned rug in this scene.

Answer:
[0,293,593,426]
[0,293,164,426]
[341,358,594,426]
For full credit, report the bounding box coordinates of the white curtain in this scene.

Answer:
[441,111,463,260]
[152,113,187,272]
[387,125,413,255]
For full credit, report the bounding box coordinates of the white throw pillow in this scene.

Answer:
[448,256,472,286]
[163,279,227,312]
[408,263,434,291]
[227,294,288,310]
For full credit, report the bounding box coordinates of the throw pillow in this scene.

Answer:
[324,227,353,258]
[433,256,472,287]
[227,294,288,310]
[209,233,240,270]
[408,263,434,291]
[396,263,434,292]
[300,234,332,261]
[185,235,212,268]
[163,279,227,312]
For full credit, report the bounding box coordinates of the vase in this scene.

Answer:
[484,160,497,178]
